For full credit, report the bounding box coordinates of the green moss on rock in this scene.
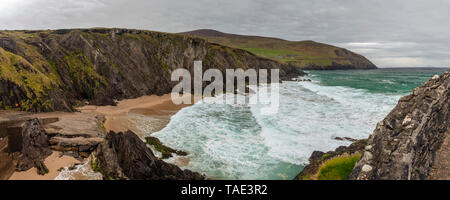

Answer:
[145,136,187,159]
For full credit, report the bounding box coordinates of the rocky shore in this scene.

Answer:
[296,70,450,180]
[0,94,203,180]
[93,130,204,180]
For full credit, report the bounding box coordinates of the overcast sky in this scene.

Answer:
[1,0,449,67]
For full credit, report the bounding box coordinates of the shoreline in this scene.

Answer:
[78,94,194,137]
[7,94,194,180]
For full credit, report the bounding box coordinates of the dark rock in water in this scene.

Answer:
[145,136,187,159]
[350,70,450,180]
[15,119,52,173]
[294,139,367,180]
[94,130,205,180]
[334,137,358,142]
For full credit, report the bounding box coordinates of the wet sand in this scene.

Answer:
[78,94,194,136]
[9,151,81,180]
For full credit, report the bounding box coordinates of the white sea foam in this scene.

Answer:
[54,162,103,180]
[149,76,402,180]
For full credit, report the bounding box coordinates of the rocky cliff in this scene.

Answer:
[0,28,304,112]
[350,70,450,180]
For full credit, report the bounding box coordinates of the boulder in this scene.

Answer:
[15,119,52,172]
[94,130,205,180]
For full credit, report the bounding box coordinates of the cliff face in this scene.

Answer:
[181,29,377,70]
[0,28,304,112]
[350,70,450,180]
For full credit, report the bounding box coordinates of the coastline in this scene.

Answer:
[78,94,194,137]
[7,94,194,180]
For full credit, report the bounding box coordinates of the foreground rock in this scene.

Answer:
[93,130,205,180]
[1,111,206,180]
[350,70,450,180]
[15,119,53,174]
[294,139,367,180]
[0,116,53,178]
[37,112,106,154]
[0,111,105,179]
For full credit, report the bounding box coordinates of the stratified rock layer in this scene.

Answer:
[94,130,205,180]
[350,70,450,180]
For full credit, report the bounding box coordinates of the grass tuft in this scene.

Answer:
[316,153,361,180]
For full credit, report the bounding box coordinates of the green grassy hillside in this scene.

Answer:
[180,29,377,70]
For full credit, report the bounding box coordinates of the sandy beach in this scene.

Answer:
[78,94,194,136]
[7,94,194,180]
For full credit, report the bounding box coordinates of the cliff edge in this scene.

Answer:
[350,70,450,180]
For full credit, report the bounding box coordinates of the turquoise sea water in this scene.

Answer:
[145,68,448,180]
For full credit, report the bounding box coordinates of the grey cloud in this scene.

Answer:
[0,0,449,67]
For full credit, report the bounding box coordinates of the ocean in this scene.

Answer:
[145,68,448,180]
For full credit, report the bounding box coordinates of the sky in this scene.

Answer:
[0,0,449,68]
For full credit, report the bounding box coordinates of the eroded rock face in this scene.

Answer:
[350,70,450,180]
[15,119,52,174]
[94,130,205,180]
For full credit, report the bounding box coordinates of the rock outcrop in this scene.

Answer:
[294,139,367,180]
[93,130,205,180]
[349,70,450,180]
[0,111,105,179]
[14,118,52,174]
[0,115,53,177]
[40,112,105,155]
[0,28,305,112]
